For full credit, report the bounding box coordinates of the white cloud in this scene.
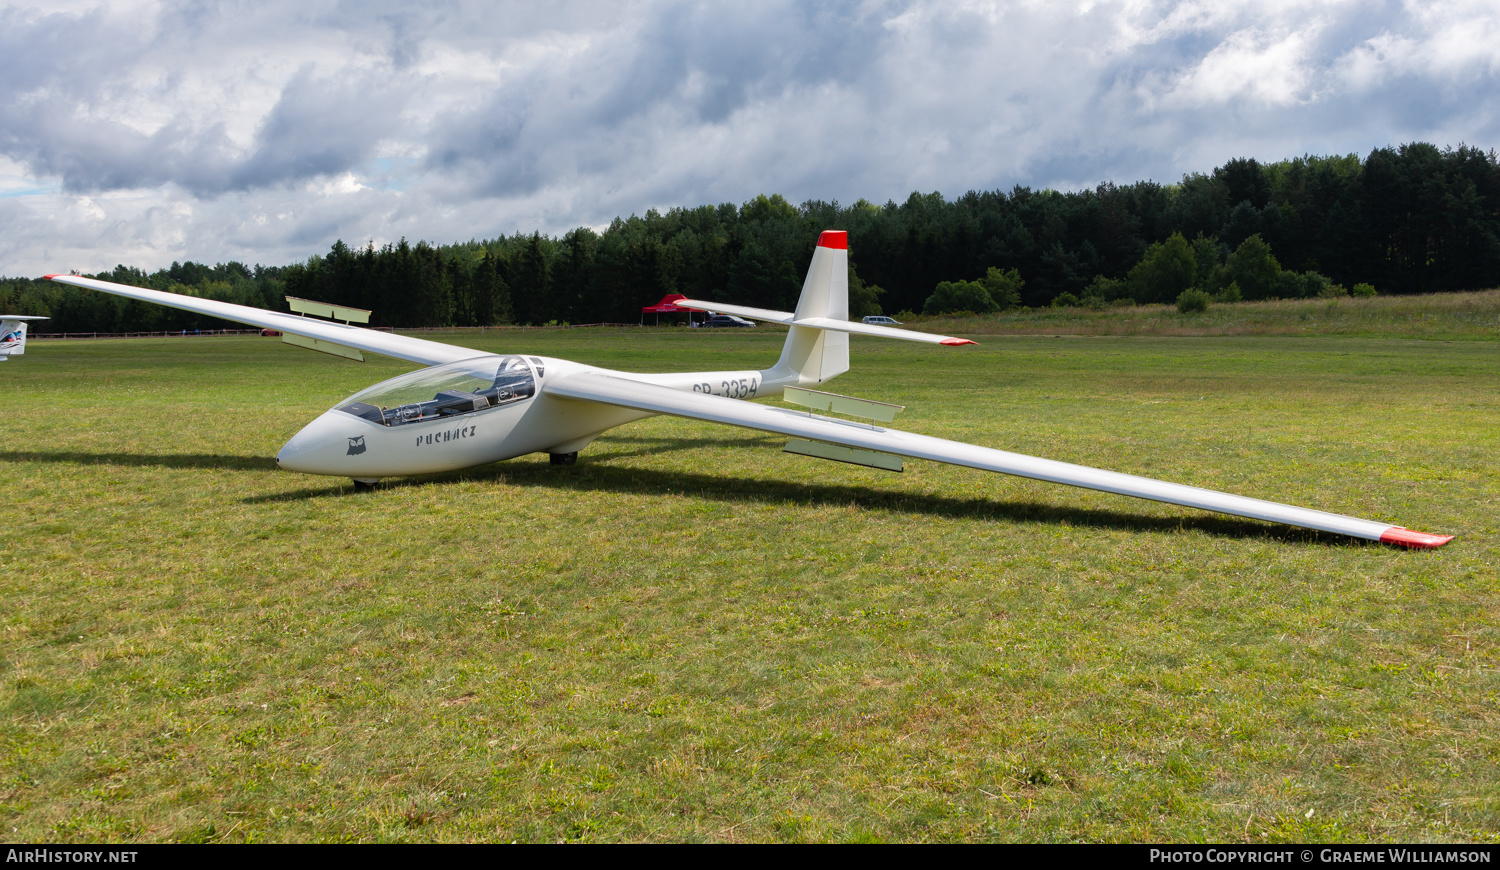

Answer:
[1337,7,1500,91]
[1161,28,1316,106]
[316,173,369,196]
[0,0,1496,276]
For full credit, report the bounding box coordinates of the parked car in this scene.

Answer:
[261,328,282,336]
[861,316,902,325]
[702,315,755,328]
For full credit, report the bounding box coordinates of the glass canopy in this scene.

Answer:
[335,355,536,426]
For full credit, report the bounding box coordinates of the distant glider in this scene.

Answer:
[43,232,1451,548]
[0,315,48,361]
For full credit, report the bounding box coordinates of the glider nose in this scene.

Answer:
[277,410,357,474]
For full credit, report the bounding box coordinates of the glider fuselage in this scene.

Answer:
[275,354,783,479]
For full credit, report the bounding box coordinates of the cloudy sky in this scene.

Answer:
[2,0,1497,276]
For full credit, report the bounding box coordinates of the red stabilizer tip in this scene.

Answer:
[1379,527,1454,549]
[42,274,61,280]
[939,337,977,346]
[816,230,847,249]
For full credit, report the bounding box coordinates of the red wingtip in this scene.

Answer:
[816,230,847,250]
[1379,527,1455,549]
[42,274,61,280]
[939,337,978,346]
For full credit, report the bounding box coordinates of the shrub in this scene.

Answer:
[1176,288,1211,313]
[980,267,1024,310]
[1301,271,1333,298]
[1191,234,1225,296]
[1277,270,1309,299]
[1317,281,1349,299]
[1224,234,1281,299]
[1351,283,1377,297]
[924,280,997,315]
[1217,282,1242,303]
[1108,297,1137,308]
[1052,292,1081,308]
[1084,274,1126,302]
[849,272,886,318]
[1127,232,1197,303]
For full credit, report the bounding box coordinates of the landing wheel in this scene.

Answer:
[549,452,578,466]
[352,478,380,490]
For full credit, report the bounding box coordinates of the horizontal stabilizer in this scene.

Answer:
[675,300,794,325]
[795,316,977,346]
[674,299,976,346]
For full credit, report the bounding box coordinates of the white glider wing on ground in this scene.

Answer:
[545,371,1440,546]
[42,230,1453,548]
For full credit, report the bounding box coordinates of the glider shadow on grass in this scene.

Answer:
[0,450,276,472]
[240,433,1369,548]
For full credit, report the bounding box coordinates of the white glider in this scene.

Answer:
[1,315,49,360]
[43,231,1452,548]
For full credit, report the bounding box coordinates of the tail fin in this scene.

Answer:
[670,229,974,390]
[773,230,849,385]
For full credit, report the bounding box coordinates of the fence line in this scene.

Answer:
[396,323,644,333]
[32,329,267,339]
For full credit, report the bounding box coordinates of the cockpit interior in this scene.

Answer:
[335,355,537,426]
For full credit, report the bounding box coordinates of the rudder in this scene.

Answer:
[775,230,849,385]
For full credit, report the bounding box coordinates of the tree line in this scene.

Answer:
[3,141,1496,332]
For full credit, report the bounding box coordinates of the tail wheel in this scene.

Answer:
[549,452,578,466]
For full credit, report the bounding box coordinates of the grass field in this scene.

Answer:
[2,317,1497,842]
[909,288,1500,340]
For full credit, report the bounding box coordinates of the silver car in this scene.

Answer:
[703,315,756,328]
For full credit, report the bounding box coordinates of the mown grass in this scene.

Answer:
[1,322,1496,843]
[903,288,1500,340]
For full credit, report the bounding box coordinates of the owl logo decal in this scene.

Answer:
[346,435,366,455]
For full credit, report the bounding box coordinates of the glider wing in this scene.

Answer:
[545,371,1451,548]
[43,274,485,367]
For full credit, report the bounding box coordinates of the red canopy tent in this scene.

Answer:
[641,294,703,325]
